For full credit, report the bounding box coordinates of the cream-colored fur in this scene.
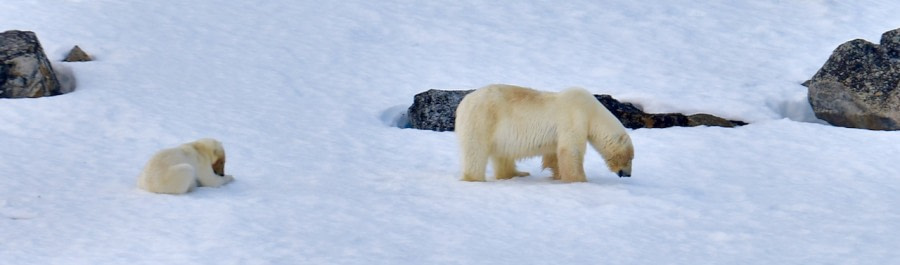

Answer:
[455,84,634,182]
[137,138,234,194]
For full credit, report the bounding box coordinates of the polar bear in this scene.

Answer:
[455,84,634,182]
[137,138,234,194]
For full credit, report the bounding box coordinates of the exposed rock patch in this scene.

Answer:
[63,45,92,62]
[407,89,745,131]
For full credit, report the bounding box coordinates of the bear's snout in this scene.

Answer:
[212,158,225,177]
[617,170,631,178]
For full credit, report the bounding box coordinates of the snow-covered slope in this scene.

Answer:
[2,1,900,264]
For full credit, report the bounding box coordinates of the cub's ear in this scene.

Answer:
[191,138,220,153]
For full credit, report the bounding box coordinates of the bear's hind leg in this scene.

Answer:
[541,153,560,180]
[493,157,529,180]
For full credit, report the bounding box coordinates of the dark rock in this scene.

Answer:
[641,113,690,129]
[594,94,744,129]
[594,94,646,128]
[687,113,741,128]
[805,28,900,130]
[407,89,474,131]
[0,30,65,98]
[63,45,92,62]
[407,89,745,131]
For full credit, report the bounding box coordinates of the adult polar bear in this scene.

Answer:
[137,138,234,194]
[455,84,634,182]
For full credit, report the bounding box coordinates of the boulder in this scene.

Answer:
[0,30,66,98]
[407,89,474,131]
[63,45,92,62]
[407,89,745,131]
[805,28,900,130]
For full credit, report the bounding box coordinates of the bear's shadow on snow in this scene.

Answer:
[482,173,632,186]
[476,158,633,186]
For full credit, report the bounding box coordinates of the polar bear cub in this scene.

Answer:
[137,138,234,194]
[455,84,634,182]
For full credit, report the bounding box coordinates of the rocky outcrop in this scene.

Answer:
[63,45,92,62]
[0,30,66,98]
[594,94,745,129]
[804,28,900,130]
[686,113,741,127]
[407,89,745,131]
[407,89,474,131]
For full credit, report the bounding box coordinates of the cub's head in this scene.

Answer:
[192,138,227,176]
[604,134,634,178]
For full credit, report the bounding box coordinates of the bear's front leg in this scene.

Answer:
[462,171,487,182]
[557,147,587,182]
[461,152,488,182]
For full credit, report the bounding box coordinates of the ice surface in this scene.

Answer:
[2,1,900,264]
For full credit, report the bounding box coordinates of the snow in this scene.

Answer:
[2,1,900,264]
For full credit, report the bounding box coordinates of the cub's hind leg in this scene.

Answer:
[141,164,196,194]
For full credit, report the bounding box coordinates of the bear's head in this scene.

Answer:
[604,134,633,177]
[192,138,227,176]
